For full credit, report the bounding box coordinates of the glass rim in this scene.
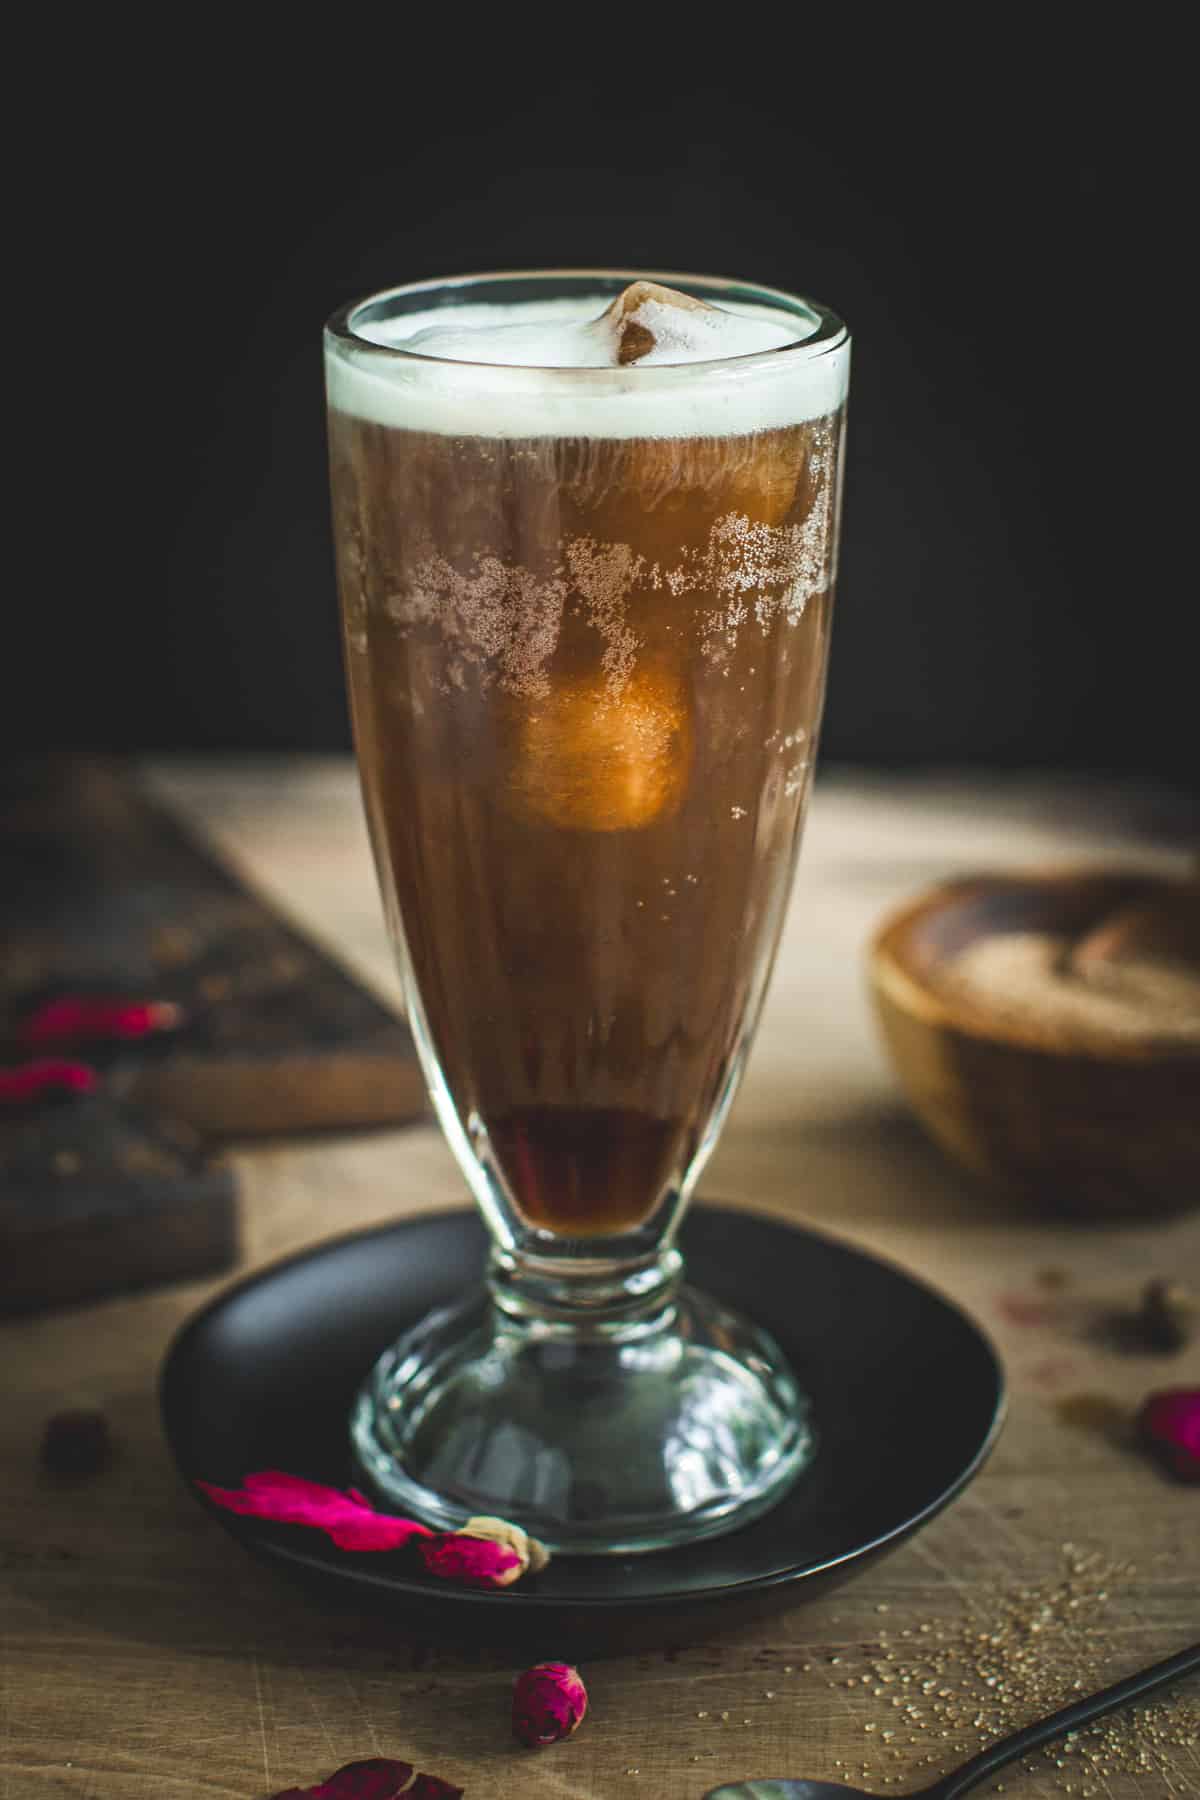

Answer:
[324,268,849,380]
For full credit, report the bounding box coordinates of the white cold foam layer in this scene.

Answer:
[396,295,800,367]
[326,293,849,439]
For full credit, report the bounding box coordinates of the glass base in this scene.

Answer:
[350,1254,815,1555]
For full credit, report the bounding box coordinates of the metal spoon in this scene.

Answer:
[703,1640,1200,1800]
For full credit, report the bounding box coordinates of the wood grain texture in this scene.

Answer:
[1,761,1198,1799]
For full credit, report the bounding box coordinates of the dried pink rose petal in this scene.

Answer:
[1138,1387,1200,1482]
[268,1757,462,1799]
[0,1059,97,1105]
[196,1471,434,1551]
[512,1661,589,1749]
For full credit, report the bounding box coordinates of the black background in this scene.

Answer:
[16,41,1192,782]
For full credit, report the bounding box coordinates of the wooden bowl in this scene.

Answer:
[868,869,1200,1217]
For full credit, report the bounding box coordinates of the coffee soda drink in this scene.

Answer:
[328,272,850,1550]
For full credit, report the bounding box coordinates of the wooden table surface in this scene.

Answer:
[2,760,1197,1800]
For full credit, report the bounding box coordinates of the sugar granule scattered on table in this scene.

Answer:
[821,1547,1199,1794]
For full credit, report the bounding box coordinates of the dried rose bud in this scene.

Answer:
[1137,1387,1200,1482]
[418,1514,549,1589]
[1138,1280,1197,1353]
[418,1532,525,1589]
[459,1515,550,1576]
[512,1661,588,1749]
[40,1409,112,1476]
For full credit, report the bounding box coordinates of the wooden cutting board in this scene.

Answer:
[1,757,426,1313]
[1,758,425,1137]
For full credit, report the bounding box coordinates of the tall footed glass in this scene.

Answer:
[326,271,850,1553]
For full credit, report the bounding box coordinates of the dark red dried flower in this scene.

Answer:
[41,1408,112,1476]
[0,1060,97,1105]
[19,995,185,1047]
[268,1756,462,1799]
[512,1662,588,1749]
[1137,1387,1200,1482]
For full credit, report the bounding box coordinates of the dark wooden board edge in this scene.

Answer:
[120,1044,428,1137]
[0,1156,238,1317]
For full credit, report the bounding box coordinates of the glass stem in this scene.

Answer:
[488,1242,683,1335]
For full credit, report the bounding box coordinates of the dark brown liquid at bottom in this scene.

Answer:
[488,1106,682,1234]
[330,410,843,1236]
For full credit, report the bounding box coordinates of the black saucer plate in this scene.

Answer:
[161,1206,1004,1650]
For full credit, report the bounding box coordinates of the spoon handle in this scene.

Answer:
[934,1640,1200,1799]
